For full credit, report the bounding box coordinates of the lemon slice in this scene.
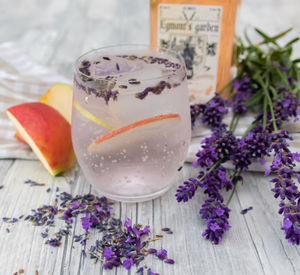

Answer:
[73,101,114,130]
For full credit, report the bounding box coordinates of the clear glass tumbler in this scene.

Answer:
[72,45,191,202]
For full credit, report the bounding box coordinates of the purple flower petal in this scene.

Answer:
[293,153,300,162]
[124,218,132,230]
[282,217,293,230]
[265,169,271,176]
[103,247,114,260]
[81,214,91,231]
[142,225,150,235]
[123,258,134,270]
[215,207,225,217]
[70,201,80,208]
[233,80,241,90]
[156,248,167,260]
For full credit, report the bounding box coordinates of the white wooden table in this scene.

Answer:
[1,0,300,274]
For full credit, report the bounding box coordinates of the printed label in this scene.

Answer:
[158,4,222,103]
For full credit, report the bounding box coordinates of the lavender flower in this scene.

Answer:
[198,167,233,203]
[200,199,231,244]
[190,104,205,129]
[273,92,300,126]
[255,92,300,132]
[190,93,231,129]
[233,76,253,114]
[269,131,294,170]
[271,174,298,201]
[193,129,237,168]
[281,212,300,245]
[193,134,219,167]
[176,162,233,242]
[232,130,271,171]
[175,172,204,202]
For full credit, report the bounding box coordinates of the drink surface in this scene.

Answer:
[72,49,191,202]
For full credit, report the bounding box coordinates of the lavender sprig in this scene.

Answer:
[178,27,300,245]
[266,132,300,245]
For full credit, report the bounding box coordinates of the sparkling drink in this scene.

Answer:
[72,45,191,202]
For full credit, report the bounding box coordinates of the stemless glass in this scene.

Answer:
[72,45,191,202]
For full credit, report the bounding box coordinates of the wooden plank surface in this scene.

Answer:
[1,161,300,275]
[1,0,300,274]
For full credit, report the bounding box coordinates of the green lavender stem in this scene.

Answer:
[218,78,236,95]
[231,115,240,133]
[263,94,267,129]
[225,181,238,207]
[276,68,292,89]
[229,113,237,132]
[242,120,258,138]
[226,171,241,206]
[257,75,278,132]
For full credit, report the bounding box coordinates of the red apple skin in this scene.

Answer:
[7,102,76,176]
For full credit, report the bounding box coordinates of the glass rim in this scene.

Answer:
[74,44,186,82]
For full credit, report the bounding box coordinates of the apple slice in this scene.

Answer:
[88,113,180,154]
[14,83,73,144]
[7,102,76,176]
[40,83,73,123]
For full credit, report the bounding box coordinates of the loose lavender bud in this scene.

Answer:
[47,237,61,247]
[147,268,159,275]
[161,227,170,232]
[240,207,253,215]
[148,248,157,254]
[164,258,175,264]
[137,267,144,275]
[24,179,45,187]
